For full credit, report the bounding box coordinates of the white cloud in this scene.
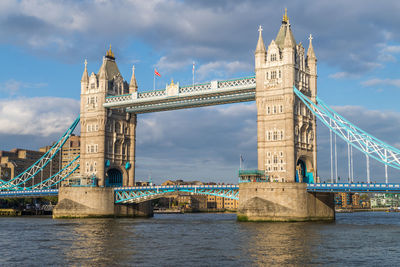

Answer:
[361,78,400,88]
[0,97,79,136]
[329,72,359,79]
[0,80,47,95]
[197,60,252,80]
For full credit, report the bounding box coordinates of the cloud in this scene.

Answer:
[135,103,257,182]
[2,0,400,76]
[0,79,47,96]
[361,78,400,88]
[0,97,79,136]
[197,61,252,80]
[329,72,359,80]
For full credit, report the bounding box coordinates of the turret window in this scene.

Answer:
[271,54,277,61]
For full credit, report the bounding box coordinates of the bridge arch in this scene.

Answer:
[296,156,314,183]
[105,166,126,187]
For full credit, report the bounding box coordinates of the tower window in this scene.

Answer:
[271,54,277,61]
[271,71,277,79]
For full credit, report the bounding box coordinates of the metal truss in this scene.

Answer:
[0,189,58,198]
[307,183,400,193]
[27,155,80,190]
[104,76,256,113]
[0,116,80,189]
[114,185,239,204]
[294,87,400,170]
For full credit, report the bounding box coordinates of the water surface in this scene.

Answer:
[0,212,398,266]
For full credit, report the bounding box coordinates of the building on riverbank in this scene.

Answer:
[370,193,400,208]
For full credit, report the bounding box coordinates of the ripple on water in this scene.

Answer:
[0,212,398,266]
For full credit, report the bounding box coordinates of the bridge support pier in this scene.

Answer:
[53,187,153,218]
[238,182,335,222]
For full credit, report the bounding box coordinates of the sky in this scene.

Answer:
[1,0,400,184]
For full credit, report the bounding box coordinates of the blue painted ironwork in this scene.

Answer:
[0,189,58,198]
[0,116,80,189]
[114,184,239,203]
[307,183,400,193]
[294,87,400,171]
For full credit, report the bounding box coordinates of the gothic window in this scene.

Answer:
[90,164,93,172]
[273,106,277,114]
[271,71,277,79]
[91,83,95,89]
[280,105,283,113]
[280,151,283,157]
[90,145,94,153]
[95,144,98,153]
[267,132,271,141]
[281,131,284,140]
[279,70,281,78]
[271,54,277,61]
[267,152,271,157]
[95,124,99,131]
[266,72,269,79]
[273,131,278,141]
[267,106,270,114]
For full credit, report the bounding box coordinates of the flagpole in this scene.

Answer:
[192,61,195,89]
[153,70,155,91]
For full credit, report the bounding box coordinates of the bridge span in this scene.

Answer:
[2,183,400,204]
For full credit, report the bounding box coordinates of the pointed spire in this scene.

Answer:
[255,25,266,53]
[129,65,138,92]
[307,34,316,59]
[81,59,89,83]
[283,22,295,48]
[99,57,108,80]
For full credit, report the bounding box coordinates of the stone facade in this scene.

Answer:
[255,10,317,183]
[80,47,137,187]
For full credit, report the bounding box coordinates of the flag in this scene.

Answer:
[154,69,161,77]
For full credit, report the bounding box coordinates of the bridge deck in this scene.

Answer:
[103,76,256,113]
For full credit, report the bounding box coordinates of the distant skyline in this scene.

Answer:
[1,0,400,184]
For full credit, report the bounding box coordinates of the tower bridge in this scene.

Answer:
[1,10,400,221]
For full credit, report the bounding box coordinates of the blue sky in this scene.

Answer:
[1,0,400,184]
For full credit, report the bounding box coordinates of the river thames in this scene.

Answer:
[0,212,398,266]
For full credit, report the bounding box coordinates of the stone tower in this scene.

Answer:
[80,46,137,187]
[255,9,317,183]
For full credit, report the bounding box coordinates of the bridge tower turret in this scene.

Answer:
[255,9,317,183]
[80,46,137,187]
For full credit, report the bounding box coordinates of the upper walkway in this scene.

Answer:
[103,76,256,113]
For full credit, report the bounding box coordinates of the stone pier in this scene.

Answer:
[238,182,335,222]
[53,187,153,218]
